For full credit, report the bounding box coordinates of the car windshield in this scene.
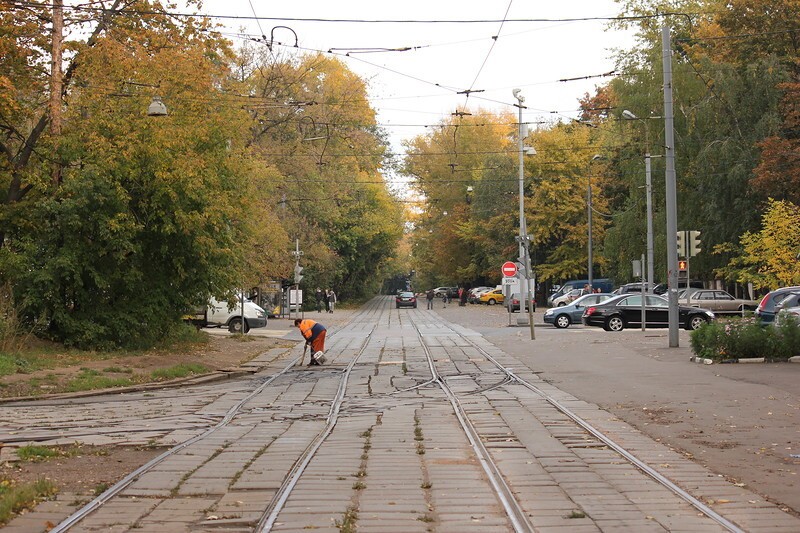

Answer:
[399,292,414,298]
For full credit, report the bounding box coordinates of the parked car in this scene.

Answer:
[186,296,267,333]
[432,286,457,297]
[776,303,800,326]
[677,289,758,315]
[613,282,655,294]
[755,286,800,324]
[775,292,800,315]
[544,293,614,328]
[507,293,536,313]
[547,278,613,306]
[395,291,417,308]
[653,280,703,295]
[479,288,505,305]
[582,294,715,331]
[551,288,585,306]
[467,286,490,303]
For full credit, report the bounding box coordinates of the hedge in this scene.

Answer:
[690,316,800,361]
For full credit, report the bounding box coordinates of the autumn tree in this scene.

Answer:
[404,110,515,285]
[238,51,403,299]
[714,199,800,288]
[1,1,272,348]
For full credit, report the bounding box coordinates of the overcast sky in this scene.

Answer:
[200,1,636,153]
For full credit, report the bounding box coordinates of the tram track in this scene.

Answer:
[51,300,386,533]
[9,296,786,531]
[405,308,745,533]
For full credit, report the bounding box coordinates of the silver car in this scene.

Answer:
[544,293,614,328]
[678,289,758,315]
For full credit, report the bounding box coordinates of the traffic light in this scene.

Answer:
[689,230,701,256]
[677,231,687,257]
[294,264,304,284]
[678,260,688,272]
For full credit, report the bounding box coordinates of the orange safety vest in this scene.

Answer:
[298,319,325,340]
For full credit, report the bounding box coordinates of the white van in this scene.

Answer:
[188,296,267,333]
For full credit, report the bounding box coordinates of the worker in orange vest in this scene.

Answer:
[294,318,327,365]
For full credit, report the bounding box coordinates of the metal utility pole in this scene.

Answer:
[662,25,680,347]
[645,154,654,292]
[513,89,535,340]
[587,174,593,290]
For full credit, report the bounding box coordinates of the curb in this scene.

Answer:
[0,368,256,405]
[691,355,798,365]
[0,345,299,405]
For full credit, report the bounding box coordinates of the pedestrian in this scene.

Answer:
[315,288,324,312]
[442,291,447,308]
[294,318,327,366]
[426,289,435,310]
[459,287,468,306]
[327,289,337,313]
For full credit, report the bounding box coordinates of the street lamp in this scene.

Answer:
[588,154,603,290]
[622,110,654,294]
[513,89,535,340]
[147,95,168,116]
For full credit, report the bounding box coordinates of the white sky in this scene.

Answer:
[200,1,636,153]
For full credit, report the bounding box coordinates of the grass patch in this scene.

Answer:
[567,510,586,519]
[0,478,57,525]
[17,444,106,462]
[102,366,133,374]
[150,363,208,381]
[65,369,134,392]
[16,445,65,462]
[335,505,359,533]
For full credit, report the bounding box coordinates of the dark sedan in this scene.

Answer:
[582,294,714,331]
[395,291,417,309]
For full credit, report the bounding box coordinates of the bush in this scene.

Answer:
[690,316,799,361]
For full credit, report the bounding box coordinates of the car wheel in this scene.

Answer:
[488,299,496,305]
[413,304,417,308]
[228,317,248,334]
[686,315,708,330]
[554,314,571,329]
[396,304,400,308]
[605,316,624,332]
[557,302,566,306]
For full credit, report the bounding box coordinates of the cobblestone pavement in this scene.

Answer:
[2,299,798,532]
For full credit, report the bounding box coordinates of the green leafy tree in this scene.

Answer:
[1,1,265,348]
[714,199,800,288]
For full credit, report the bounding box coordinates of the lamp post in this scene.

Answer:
[588,155,603,290]
[622,110,654,294]
[513,89,535,340]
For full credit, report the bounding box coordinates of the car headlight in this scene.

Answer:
[706,311,715,318]
[544,309,553,316]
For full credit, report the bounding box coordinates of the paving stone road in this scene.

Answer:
[2,298,798,532]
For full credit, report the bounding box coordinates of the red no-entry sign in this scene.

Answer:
[501,261,518,277]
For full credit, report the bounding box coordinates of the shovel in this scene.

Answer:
[299,343,308,366]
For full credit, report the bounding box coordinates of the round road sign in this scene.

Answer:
[501,261,518,277]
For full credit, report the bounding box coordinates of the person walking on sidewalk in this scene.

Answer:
[315,288,324,312]
[326,289,337,313]
[294,318,327,365]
